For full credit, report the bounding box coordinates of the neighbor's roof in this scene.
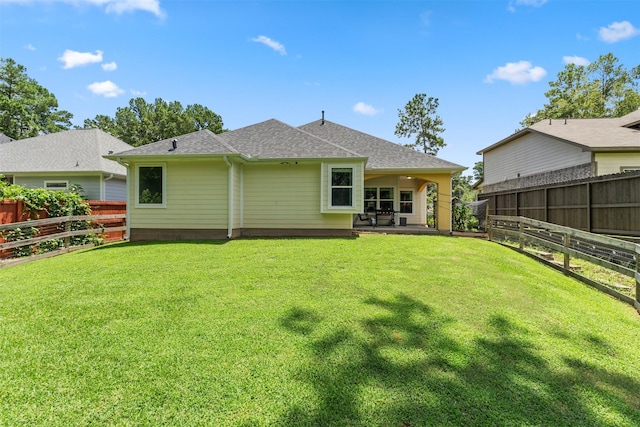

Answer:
[0,128,133,176]
[299,119,465,171]
[108,117,465,173]
[477,109,640,154]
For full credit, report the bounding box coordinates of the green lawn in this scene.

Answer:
[1,235,639,426]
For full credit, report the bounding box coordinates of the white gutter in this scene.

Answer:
[101,173,114,200]
[223,156,234,239]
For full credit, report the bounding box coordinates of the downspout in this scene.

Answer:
[223,156,234,239]
[102,173,114,201]
[114,159,130,240]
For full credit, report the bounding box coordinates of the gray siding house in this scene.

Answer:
[0,129,133,200]
[477,109,640,193]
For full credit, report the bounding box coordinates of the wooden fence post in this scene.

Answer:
[64,219,70,249]
[518,219,524,250]
[636,245,640,313]
[563,233,571,274]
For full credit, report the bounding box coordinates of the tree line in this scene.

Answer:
[0,58,224,145]
[2,54,638,155]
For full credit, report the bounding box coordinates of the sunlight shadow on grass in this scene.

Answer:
[277,295,640,426]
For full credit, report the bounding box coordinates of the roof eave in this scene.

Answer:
[104,153,249,162]
[245,155,368,162]
[366,166,467,175]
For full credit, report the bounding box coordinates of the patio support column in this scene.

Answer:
[428,173,453,233]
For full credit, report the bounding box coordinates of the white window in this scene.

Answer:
[44,180,69,191]
[400,190,413,214]
[621,167,640,173]
[136,164,166,207]
[330,166,354,208]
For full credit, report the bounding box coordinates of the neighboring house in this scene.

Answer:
[477,109,640,193]
[106,117,465,241]
[0,128,133,200]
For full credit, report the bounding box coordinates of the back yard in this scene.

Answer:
[0,235,639,426]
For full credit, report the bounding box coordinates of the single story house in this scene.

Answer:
[0,128,133,200]
[477,109,640,193]
[106,116,465,241]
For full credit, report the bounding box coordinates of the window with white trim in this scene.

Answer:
[330,166,354,208]
[364,187,395,212]
[400,190,413,214]
[137,164,165,207]
[621,167,640,173]
[44,180,69,191]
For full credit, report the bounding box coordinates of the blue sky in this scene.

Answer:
[1,0,639,174]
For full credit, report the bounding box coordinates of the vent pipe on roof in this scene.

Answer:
[169,139,177,151]
[564,118,567,125]
[549,119,552,125]
[321,110,325,125]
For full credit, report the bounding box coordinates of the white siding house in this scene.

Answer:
[478,110,640,193]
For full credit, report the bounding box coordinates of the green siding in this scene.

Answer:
[130,160,228,229]
[595,152,640,175]
[244,163,352,229]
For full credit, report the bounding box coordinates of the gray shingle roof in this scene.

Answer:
[113,129,239,157]
[217,119,362,159]
[298,120,465,171]
[478,109,640,154]
[0,129,133,176]
[109,118,465,173]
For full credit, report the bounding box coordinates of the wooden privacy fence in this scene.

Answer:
[488,215,640,314]
[0,214,126,268]
[479,172,640,237]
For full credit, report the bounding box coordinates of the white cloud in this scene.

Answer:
[353,102,382,116]
[251,35,287,55]
[58,49,103,69]
[0,0,164,17]
[599,21,640,43]
[563,56,590,66]
[87,80,125,97]
[102,61,118,71]
[24,43,36,51]
[508,0,548,12]
[514,0,547,5]
[103,0,164,17]
[485,61,547,84]
[131,89,147,96]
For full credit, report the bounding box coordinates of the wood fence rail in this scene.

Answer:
[488,215,640,314]
[0,214,126,268]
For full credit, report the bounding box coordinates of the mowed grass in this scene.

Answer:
[0,235,639,426]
